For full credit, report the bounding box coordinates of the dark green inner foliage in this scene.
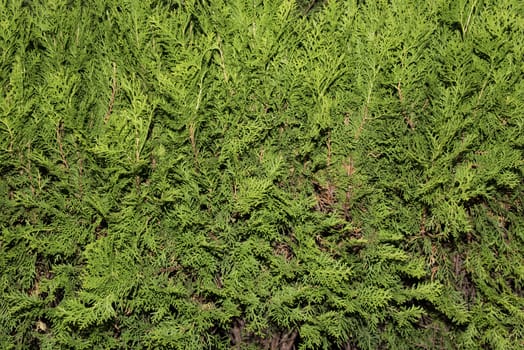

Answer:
[1,0,523,349]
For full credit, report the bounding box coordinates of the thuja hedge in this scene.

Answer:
[1,0,523,349]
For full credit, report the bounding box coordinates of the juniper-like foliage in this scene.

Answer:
[1,0,523,349]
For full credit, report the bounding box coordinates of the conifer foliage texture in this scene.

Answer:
[1,0,523,349]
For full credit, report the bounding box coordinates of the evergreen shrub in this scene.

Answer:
[1,0,523,349]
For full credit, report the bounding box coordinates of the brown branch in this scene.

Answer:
[258,147,264,162]
[216,34,229,83]
[354,106,368,140]
[343,157,355,221]
[25,143,35,195]
[135,132,141,190]
[189,122,199,170]
[303,0,320,15]
[135,131,140,162]
[104,62,117,124]
[77,152,83,197]
[419,207,427,237]
[158,266,179,274]
[397,81,404,103]
[56,121,69,170]
[326,130,332,167]
[397,81,415,130]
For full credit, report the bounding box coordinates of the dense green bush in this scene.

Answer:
[1,0,523,348]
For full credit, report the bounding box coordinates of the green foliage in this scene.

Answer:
[1,0,523,348]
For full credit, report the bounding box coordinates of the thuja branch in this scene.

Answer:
[189,122,199,170]
[397,81,414,130]
[216,34,229,83]
[104,62,117,124]
[56,121,69,170]
[461,0,478,38]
